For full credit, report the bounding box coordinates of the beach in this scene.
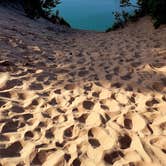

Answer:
[0,5,166,166]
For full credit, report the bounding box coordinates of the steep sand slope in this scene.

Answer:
[0,5,166,166]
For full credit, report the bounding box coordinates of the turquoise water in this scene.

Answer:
[54,0,137,32]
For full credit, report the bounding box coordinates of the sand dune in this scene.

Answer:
[0,5,166,166]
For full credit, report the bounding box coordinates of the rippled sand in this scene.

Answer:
[0,5,166,166]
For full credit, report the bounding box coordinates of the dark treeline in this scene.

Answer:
[0,0,59,18]
[121,0,166,28]
[0,0,165,29]
[0,0,70,27]
[22,0,60,19]
[106,0,166,32]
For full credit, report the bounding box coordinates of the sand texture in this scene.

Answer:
[0,6,166,166]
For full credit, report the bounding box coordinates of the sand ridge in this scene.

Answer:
[0,6,166,166]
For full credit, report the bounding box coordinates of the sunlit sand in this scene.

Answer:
[0,5,166,166]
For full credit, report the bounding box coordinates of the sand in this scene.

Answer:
[0,5,166,166]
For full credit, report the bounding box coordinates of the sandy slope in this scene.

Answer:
[0,5,166,166]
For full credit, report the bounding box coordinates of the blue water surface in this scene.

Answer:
[53,0,137,31]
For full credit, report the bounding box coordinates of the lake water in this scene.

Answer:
[54,0,137,32]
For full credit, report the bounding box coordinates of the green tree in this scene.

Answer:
[120,0,166,28]
[23,0,60,19]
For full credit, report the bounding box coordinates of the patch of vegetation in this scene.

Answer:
[44,10,71,27]
[106,10,140,32]
[0,0,70,27]
[106,0,166,32]
[145,0,166,28]
[24,0,70,27]
[106,12,126,32]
